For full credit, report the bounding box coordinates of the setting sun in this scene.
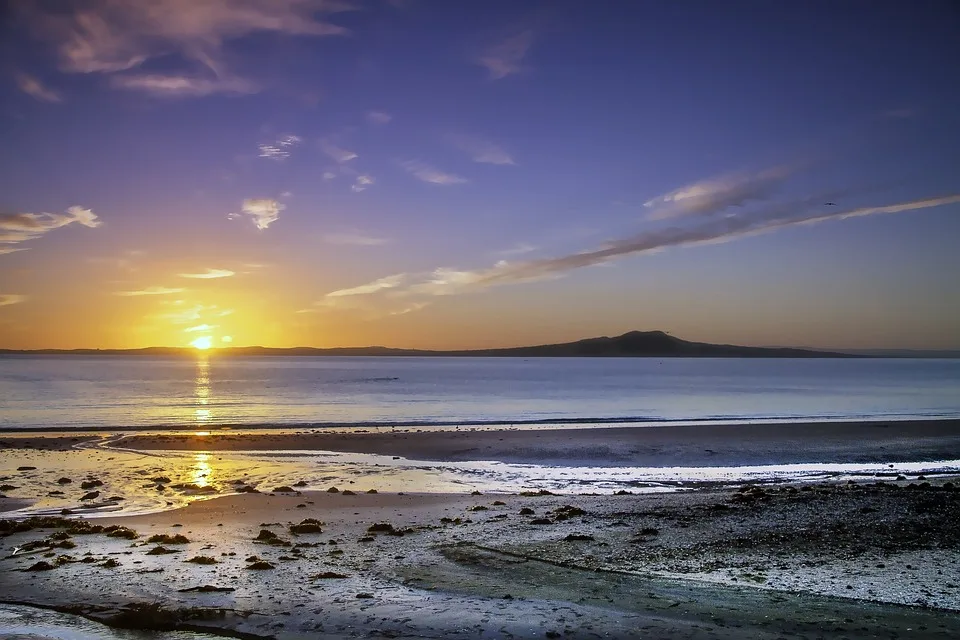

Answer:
[191,336,213,350]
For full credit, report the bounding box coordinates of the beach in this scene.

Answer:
[2,420,960,637]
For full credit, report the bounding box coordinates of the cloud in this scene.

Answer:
[326,274,406,297]
[496,242,537,256]
[322,171,338,180]
[323,231,389,246]
[116,286,186,296]
[321,140,358,163]
[179,268,235,279]
[157,304,233,324]
[351,175,375,192]
[644,167,791,220]
[448,134,514,165]
[185,324,218,332]
[0,294,26,307]
[234,199,283,230]
[28,0,351,75]
[15,73,61,102]
[0,206,102,247]
[87,249,144,271]
[0,247,27,256]
[401,161,467,185]
[258,134,302,160]
[476,30,534,80]
[330,192,960,303]
[110,73,258,97]
[366,110,392,125]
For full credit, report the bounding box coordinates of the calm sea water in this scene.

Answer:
[0,356,958,431]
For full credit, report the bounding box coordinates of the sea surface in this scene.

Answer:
[1,355,959,431]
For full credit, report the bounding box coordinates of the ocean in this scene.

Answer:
[1,355,958,431]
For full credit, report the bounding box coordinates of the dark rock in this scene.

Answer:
[237,485,259,493]
[492,501,506,506]
[56,478,72,485]
[520,489,554,497]
[185,556,218,564]
[25,561,55,571]
[355,592,374,599]
[563,534,595,541]
[530,518,553,525]
[272,486,296,493]
[150,477,171,484]
[367,522,396,533]
[468,505,488,511]
[246,561,275,570]
[518,508,535,515]
[178,585,235,593]
[359,536,374,542]
[366,489,378,494]
[614,489,633,495]
[100,559,121,568]
[312,571,349,579]
[471,490,482,496]
[105,526,138,540]
[293,480,308,487]
[326,487,340,493]
[17,466,37,471]
[80,480,103,490]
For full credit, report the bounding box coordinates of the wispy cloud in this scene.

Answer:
[401,161,467,185]
[323,231,390,246]
[233,199,283,230]
[87,249,144,271]
[351,175,375,192]
[157,303,233,324]
[326,191,960,305]
[366,110,392,125]
[448,134,515,165]
[326,274,406,297]
[185,324,218,333]
[15,73,61,102]
[476,30,534,80]
[321,140,358,163]
[116,286,186,297]
[643,168,791,220]
[0,248,27,256]
[27,0,351,76]
[110,73,258,97]
[0,294,26,307]
[258,134,302,160]
[0,206,101,248]
[496,242,537,256]
[179,268,235,279]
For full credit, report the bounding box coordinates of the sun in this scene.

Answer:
[191,336,213,350]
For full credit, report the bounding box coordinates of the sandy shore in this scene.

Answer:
[4,419,960,466]
[3,479,960,638]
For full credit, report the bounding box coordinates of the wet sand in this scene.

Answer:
[3,480,960,638]
[105,418,960,466]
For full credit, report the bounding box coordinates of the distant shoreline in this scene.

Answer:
[0,329,869,358]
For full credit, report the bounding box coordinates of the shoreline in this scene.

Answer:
[78,418,960,467]
[2,413,958,435]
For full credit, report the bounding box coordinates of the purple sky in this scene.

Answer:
[1,0,959,350]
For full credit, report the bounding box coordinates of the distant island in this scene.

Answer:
[0,330,864,358]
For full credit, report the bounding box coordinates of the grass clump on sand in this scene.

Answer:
[289,518,324,534]
[146,533,189,544]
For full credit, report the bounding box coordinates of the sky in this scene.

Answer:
[1,0,959,351]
